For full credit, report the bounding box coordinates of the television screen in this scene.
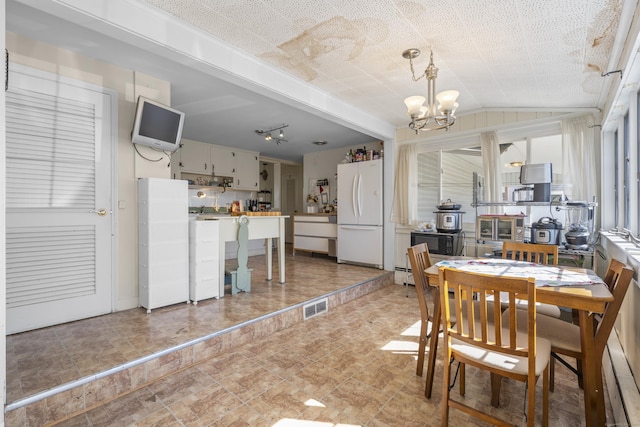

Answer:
[131,96,185,152]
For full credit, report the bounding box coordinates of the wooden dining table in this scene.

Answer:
[423,259,614,427]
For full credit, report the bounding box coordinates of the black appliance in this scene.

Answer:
[411,231,464,256]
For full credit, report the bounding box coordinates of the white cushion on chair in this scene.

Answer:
[490,293,562,318]
[508,310,581,353]
[451,333,551,376]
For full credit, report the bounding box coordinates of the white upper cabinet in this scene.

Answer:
[235,150,259,191]
[210,145,236,177]
[176,141,259,191]
[179,140,211,174]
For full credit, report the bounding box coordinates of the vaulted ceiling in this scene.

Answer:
[6,0,630,161]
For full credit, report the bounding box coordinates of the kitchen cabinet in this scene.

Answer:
[235,150,259,190]
[176,142,260,191]
[293,214,337,256]
[210,145,236,177]
[179,140,211,174]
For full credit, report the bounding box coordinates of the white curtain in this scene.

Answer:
[481,131,503,212]
[391,144,418,226]
[562,116,596,202]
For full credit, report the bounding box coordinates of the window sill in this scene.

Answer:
[599,231,640,283]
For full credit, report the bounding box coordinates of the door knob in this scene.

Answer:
[89,209,108,216]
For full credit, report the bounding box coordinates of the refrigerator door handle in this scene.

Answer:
[351,174,358,217]
[356,173,362,217]
[339,225,379,231]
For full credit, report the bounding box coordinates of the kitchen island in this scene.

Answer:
[197,214,288,295]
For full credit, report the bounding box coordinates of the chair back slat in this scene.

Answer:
[407,243,432,320]
[502,241,559,265]
[439,267,536,359]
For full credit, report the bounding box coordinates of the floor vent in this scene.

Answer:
[303,298,328,320]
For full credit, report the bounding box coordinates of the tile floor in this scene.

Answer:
[6,248,610,426]
[54,285,603,426]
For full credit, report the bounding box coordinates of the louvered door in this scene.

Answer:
[6,64,113,334]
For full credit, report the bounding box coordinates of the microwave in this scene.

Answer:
[476,215,526,242]
[410,232,464,256]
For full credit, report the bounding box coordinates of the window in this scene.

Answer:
[416,150,482,222]
[614,129,619,227]
[416,134,563,225]
[624,113,630,229]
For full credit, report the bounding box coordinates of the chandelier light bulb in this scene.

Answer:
[265,133,272,141]
[279,129,284,138]
[436,90,459,112]
[404,95,426,116]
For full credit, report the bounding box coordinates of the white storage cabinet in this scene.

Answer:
[138,178,189,313]
[189,220,221,303]
[293,215,337,256]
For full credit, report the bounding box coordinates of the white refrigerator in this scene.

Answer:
[337,159,383,269]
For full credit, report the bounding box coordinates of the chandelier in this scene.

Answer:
[402,48,459,133]
[255,124,288,145]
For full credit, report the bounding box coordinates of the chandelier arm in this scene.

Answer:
[408,57,426,82]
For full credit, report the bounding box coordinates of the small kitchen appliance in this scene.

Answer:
[564,202,595,250]
[476,214,526,242]
[434,199,464,233]
[520,163,552,202]
[411,231,464,256]
[531,217,562,245]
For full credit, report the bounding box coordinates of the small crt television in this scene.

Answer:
[131,96,185,152]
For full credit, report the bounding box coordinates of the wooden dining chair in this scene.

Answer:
[439,267,550,427]
[502,241,562,318]
[511,258,633,392]
[407,243,433,377]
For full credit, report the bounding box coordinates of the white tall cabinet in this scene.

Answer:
[138,178,189,313]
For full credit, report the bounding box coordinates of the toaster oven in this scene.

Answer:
[476,215,526,242]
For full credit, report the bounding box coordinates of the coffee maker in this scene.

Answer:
[519,163,552,202]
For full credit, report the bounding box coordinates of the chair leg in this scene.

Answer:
[416,320,428,376]
[459,363,465,396]
[490,373,502,407]
[576,358,583,389]
[549,357,555,392]
[527,377,536,427]
[442,358,452,425]
[543,366,549,427]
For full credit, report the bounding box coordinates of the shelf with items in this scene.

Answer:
[257,190,272,211]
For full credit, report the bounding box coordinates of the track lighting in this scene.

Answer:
[255,124,289,145]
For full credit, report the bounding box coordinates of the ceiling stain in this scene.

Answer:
[584,0,621,74]
[586,63,602,73]
[260,16,387,82]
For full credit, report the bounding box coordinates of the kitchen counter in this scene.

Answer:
[194,214,289,294]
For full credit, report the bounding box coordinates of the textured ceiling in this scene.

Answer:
[144,0,623,123]
[6,0,627,162]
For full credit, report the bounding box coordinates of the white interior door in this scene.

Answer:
[5,64,114,334]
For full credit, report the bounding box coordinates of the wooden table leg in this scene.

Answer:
[265,237,273,281]
[278,217,285,283]
[579,310,604,426]
[425,286,441,399]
